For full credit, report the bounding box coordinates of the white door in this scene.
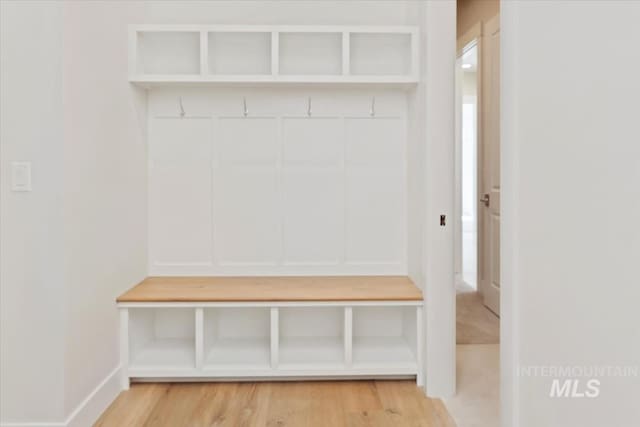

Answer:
[481,15,501,315]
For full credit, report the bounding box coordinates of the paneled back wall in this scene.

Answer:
[148,88,408,275]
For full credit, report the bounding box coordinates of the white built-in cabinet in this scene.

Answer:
[129,26,419,86]
[121,302,423,382]
[123,25,424,386]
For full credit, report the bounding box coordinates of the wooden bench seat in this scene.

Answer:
[117,276,424,386]
[117,276,423,303]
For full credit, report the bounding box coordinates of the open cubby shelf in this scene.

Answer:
[128,308,196,370]
[203,307,271,369]
[130,338,195,369]
[119,276,424,382]
[208,32,271,75]
[129,26,419,87]
[279,306,344,368]
[124,304,420,376]
[352,306,418,368]
[204,337,271,369]
[136,31,201,75]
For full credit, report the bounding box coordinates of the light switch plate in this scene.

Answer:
[11,161,32,192]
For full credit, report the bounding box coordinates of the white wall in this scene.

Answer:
[62,1,147,419]
[141,0,420,26]
[0,1,67,422]
[1,1,147,424]
[1,0,428,424]
[502,1,640,426]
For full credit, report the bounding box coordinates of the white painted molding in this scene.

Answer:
[423,0,456,398]
[118,300,422,308]
[500,1,520,426]
[0,422,65,427]
[147,98,408,276]
[1,366,123,427]
[66,366,122,427]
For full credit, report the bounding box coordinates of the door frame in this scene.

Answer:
[453,6,519,426]
[422,0,456,398]
[454,11,518,427]
[500,2,519,425]
[423,7,519,424]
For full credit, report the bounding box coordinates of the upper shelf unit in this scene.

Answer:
[129,25,419,87]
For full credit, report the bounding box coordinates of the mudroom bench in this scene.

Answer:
[117,276,424,388]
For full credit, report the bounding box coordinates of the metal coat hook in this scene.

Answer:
[243,97,249,117]
[178,97,186,118]
[307,97,312,117]
[370,96,376,117]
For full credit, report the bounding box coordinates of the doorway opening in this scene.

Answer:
[454,35,498,344]
[445,12,501,427]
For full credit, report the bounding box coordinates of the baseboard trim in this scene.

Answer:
[66,365,122,427]
[1,365,122,427]
[0,423,65,427]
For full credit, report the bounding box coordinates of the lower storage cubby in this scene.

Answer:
[121,302,421,381]
[279,307,344,368]
[352,306,417,368]
[128,308,195,370]
[203,307,271,369]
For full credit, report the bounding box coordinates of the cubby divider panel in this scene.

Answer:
[128,308,196,369]
[203,307,271,369]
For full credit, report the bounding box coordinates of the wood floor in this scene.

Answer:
[456,289,500,345]
[96,381,456,427]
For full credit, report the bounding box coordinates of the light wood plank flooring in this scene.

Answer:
[456,288,499,345]
[96,381,456,427]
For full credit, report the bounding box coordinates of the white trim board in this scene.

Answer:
[118,301,422,309]
[146,90,409,276]
[66,366,122,427]
[129,368,419,379]
[0,366,122,427]
[500,2,519,426]
[0,423,65,427]
[422,0,456,398]
[133,375,415,383]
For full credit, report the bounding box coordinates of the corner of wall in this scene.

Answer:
[64,366,122,427]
